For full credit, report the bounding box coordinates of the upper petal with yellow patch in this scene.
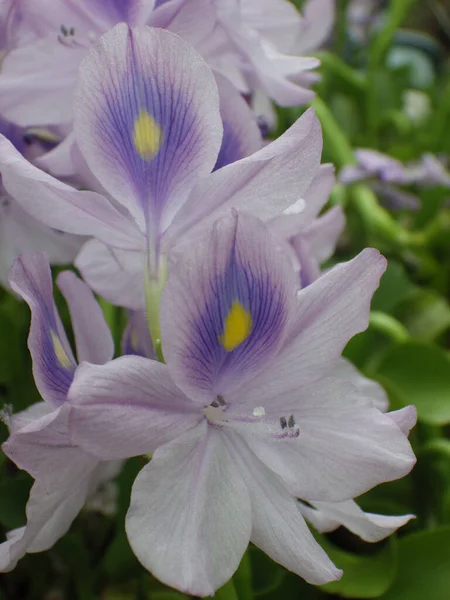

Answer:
[160,211,300,405]
[74,23,223,244]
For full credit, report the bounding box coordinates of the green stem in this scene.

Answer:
[366,0,419,141]
[369,311,410,343]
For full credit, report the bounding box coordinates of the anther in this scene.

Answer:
[217,395,226,406]
[288,415,295,428]
[60,25,68,36]
[280,416,287,429]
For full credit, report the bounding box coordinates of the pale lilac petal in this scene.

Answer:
[389,406,417,435]
[8,253,76,406]
[330,358,389,412]
[0,35,83,126]
[6,402,52,434]
[161,211,299,403]
[2,405,94,495]
[122,311,155,359]
[293,237,321,287]
[75,239,145,311]
[56,270,114,364]
[74,23,222,234]
[307,500,414,542]
[150,0,217,48]
[168,108,323,241]
[269,163,335,240]
[214,73,262,170]
[0,136,143,250]
[225,432,342,585]
[297,205,345,265]
[0,199,83,289]
[241,377,416,502]
[240,0,305,53]
[0,479,90,572]
[68,356,200,460]
[296,0,335,53]
[245,249,387,392]
[126,425,252,597]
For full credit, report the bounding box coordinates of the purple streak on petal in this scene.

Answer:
[122,311,155,359]
[8,253,76,406]
[56,271,114,365]
[74,23,222,242]
[214,74,262,171]
[161,211,299,403]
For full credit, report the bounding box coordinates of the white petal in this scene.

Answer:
[224,432,342,585]
[126,424,251,597]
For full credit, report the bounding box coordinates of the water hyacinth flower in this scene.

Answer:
[0,24,323,341]
[340,149,450,210]
[0,252,119,571]
[0,116,82,287]
[67,211,416,596]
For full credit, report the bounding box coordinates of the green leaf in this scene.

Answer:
[376,341,450,424]
[379,528,450,600]
[371,261,416,313]
[400,291,450,341]
[320,537,397,598]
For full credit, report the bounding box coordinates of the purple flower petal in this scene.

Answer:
[168,107,323,242]
[74,23,222,236]
[125,424,251,597]
[122,310,155,359]
[68,356,201,460]
[56,270,114,364]
[161,211,299,403]
[8,253,76,406]
[0,136,143,250]
[303,499,414,543]
[75,240,145,311]
[224,431,342,585]
[214,73,262,170]
[240,377,416,502]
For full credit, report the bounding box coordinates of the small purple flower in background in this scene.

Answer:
[0,252,119,572]
[0,116,83,287]
[340,148,450,211]
[67,211,416,597]
[0,24,323,344]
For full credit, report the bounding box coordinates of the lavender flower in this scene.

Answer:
[67,211,416,596]
[0,116,82,287]
[0,24,323,342]
[340,149,450,210]
[0,252,118,571]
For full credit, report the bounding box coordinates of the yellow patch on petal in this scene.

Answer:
[51,331,72,369]
[219,300,252,352]
[133,110,162,160]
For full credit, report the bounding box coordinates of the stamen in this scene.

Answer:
[280,416,287,429]
[217,395,226,407]
[288,414,295,428]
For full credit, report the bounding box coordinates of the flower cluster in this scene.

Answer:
[0,2,416,597]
